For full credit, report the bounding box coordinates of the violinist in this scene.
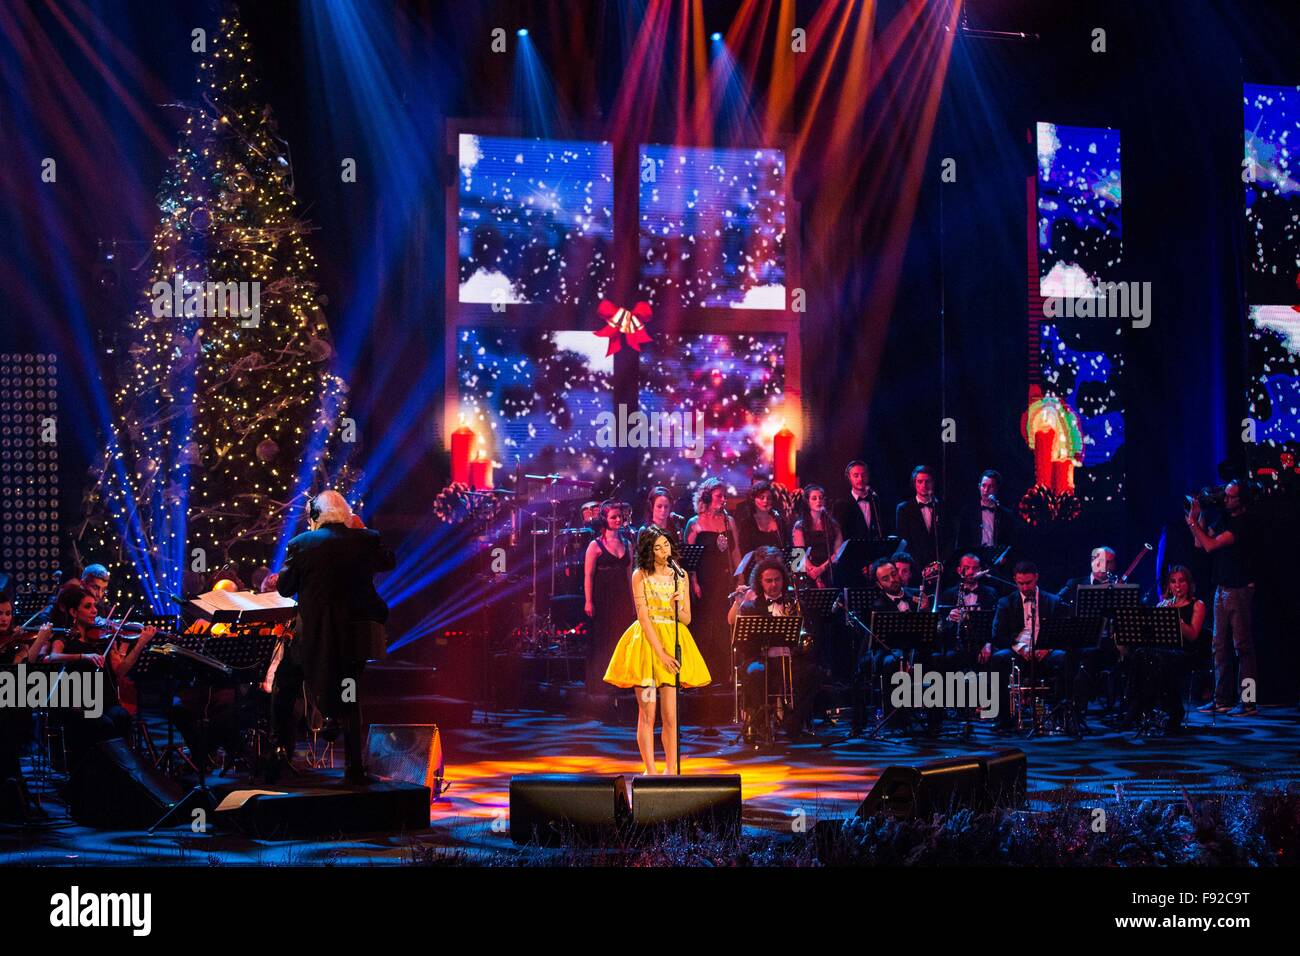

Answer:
[80,564,111,615]
[0,596,54,664]
[1,596,47,818]
[40,584,152,765]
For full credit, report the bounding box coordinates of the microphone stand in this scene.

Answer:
[672,560,683,775]
[840,605,905,743]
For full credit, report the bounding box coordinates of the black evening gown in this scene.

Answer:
[691,529,734,684]
[588,536,634,693]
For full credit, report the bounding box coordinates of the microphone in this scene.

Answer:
[670,512,687,523]
[974,568,993,578]
[667,557,687,578]
[831,592,845,613]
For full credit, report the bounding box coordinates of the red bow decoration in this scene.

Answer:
[595,299,653,356]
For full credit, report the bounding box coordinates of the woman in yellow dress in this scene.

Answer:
[604,528,711,774]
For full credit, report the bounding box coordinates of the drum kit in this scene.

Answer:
[496,473,600,654]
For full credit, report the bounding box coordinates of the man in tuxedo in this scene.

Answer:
[277,490,395,783]
[728,557,826,742]
[929,553,1000,727]
[849,558,914,735]
[987,561,1066,730]
[955,470,1018,557]
[895,465,945,569]
[1056,546,1120,721]
[832,460,885,541]
[1056,546,1118,603]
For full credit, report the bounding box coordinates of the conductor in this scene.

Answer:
[276,490,395,784]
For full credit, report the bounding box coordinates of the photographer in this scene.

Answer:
[1186,480,1258,716]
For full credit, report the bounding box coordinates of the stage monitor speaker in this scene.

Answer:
[64,738,185,829]
[509,774,629,846]
[857,749,1027,819]
[979,748,1027,808]
[630,774,742,835]
[366,723,444,799]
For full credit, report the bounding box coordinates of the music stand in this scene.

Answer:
[1072,584,1140,619]
[675,544,706,574]
[1112,607,1182,649]
[731,614,803,744]
[1036,616,1106,653]
[831,537,900,589]
[867,612,940,656]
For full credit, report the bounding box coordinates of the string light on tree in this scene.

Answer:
[77,10,356,609]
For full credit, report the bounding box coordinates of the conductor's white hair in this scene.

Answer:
[313,490,353,526]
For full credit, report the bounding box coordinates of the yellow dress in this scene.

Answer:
[603,571,712,689]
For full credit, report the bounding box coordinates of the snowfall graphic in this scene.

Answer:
[639,145,786,309]
[456,328,785,492]
[458,135,614,305]
[1036,122,1122,298]
[456,329,614,484]
[638,332,786,490]
[1035,122,1125,503]
[1243,84,1300,446]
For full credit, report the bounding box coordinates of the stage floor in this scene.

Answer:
[4,705,1298,865]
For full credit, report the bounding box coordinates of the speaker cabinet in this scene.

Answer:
[858,749,1026,819]
[64,738,184,829]
[509,774,629,846]
[630,774,742,834]
[365,723,444,798]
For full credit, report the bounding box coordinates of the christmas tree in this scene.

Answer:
[76,11,352,609]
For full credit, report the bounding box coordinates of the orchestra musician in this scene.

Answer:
[75,564,112,615]
[895,465,946,569]
[832,460,885,541]
[684,477,740,684]
[276,491,395,785]
[1059,546,1120,723]
[642,485,684,545]
[954,470,1018,556]
[988,562,1066,731]
[39,584,156,766]
[791,484,842,589]
[1125,565,1206,729]
[1,595,51,818]
[1056,546,1118,602]
[735,479,787,557]
[848,557,912,736]
[583,500,635,700]
[726,555,825,742]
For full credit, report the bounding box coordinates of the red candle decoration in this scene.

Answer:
[773,428,797,488]
[1033,427,1055,487]
[450,426,474,485]
[1050,459,1074,495]
[468,457,494,490]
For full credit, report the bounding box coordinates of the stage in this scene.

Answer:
[6,705,1298,866]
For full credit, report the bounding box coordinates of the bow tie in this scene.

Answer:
[981,505,995,511]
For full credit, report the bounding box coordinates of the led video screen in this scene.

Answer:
[1036,122,1125,503]
[639,145,786,309]
[1243,84,1300,446]
[458,134,614,306]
